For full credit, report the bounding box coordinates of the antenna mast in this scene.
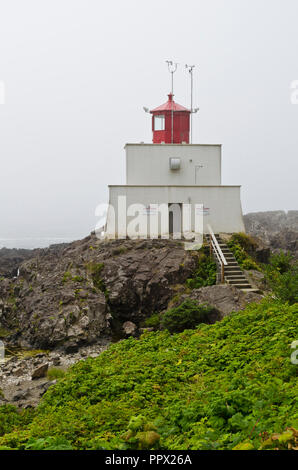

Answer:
[166,60,178,144]
[185,64,195,144]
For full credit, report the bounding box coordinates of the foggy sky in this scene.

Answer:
[0,0,297,244]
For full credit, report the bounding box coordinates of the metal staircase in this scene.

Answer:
[206,227,259,293]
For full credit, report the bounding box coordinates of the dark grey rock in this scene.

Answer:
[122,321,137,336]
[0,236,197,351]
[244,211,298,259]
[31,363,48,380]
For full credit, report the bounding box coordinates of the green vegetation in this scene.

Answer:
[62,271,72,283]
[0,298,297,450]
[0,327,10,338]
[228,232,258,254]
[186,246,217,289]
[112,246,128,256]
[47,368,66,381]
[5,349,48,360]
[227,234,260,271]
[119,415,160,450]
[144,313,161,329]
[144,300,217,332]
[265,251,298,305]
[0,405,33,439]
[62,272,84,283]
[267,250,293,274]
[24,436,73,450]
[161,300,218,333]
[71,276,84,283]
[85,262,108,298]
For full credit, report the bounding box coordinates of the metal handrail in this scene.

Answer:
[207,224,227,283]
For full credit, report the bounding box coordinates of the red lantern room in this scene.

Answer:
[150,93,190,144]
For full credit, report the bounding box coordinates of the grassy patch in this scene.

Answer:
[47,368,66,381]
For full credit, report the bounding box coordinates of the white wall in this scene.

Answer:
[125,144,221,186]
[106,185,245,237]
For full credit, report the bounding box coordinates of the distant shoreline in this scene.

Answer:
[0,238,75,250]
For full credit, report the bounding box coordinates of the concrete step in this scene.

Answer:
[224,270,243,275]
[225,275,248,280]
[241,288,261,293]
[225,270,244,274]
[225,273,243,277]
[226,276,245,280]
[227,279,251,285]
[230,283,253,289]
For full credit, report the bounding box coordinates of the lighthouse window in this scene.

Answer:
[154,115,165,131]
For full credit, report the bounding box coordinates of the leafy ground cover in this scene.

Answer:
[264,252,298,305]
[186,245,217,289]
[0,298,297,450]
[227,234,260,271]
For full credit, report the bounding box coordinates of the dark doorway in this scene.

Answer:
[168,203,182,238]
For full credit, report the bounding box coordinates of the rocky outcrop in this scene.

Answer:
[0,342,109,408]
[244,211,298,258]
[0,236,197,351]
[0,248,37,278]
[31,363,48,380]
[0,243,71,279]
[244,210,298,235]
[172,284,262,319]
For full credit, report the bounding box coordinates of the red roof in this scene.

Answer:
[150,93,190,113]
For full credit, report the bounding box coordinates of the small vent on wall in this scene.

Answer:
[169,158,181,171]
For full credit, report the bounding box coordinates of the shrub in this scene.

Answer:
[227,240,260,271]
[268,251,293,274]
[186,246,217,289]
[265,255,298,305]
[229,233,258,254]
[145,313,161,329]
[161,300,219,333]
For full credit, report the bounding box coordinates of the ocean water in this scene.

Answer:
[0,238,75,250]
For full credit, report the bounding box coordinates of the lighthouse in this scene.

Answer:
[103,89,245,240]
